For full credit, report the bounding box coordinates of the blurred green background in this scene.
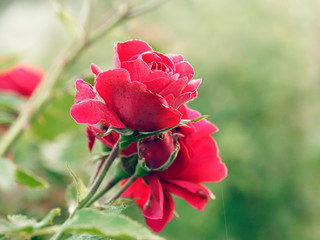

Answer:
[1,0,320,239]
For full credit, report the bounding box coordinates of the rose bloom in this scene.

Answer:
[0,63,44,97]
[87,105,227,232]
[71,40,201,132]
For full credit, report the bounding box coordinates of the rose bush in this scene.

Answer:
[70,40,201,131]
[0,63,44,97]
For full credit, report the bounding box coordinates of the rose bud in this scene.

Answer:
[138,132,180,171]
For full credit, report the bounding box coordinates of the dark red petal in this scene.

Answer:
[91,63,103,76]
[86,126,96,152]
[177,136,227,183]
[122,177,151,209]
[143,175,164,219]
[70,99,125,128]
[95,69,181,131]
[162,180,211,210]
[175,61,194,80]
[114,40,152,68]
[145,191,175,233]
[74,79,96,104]
[167,54,184,64]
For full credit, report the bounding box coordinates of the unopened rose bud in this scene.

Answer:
[139,132,175,170]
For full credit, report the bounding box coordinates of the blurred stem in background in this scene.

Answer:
[0,0,168,158]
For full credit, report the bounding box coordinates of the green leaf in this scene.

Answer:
[0,93,23,112]
[63,209,165,240]
[180,115,209,124]
[0,56,19,70]
[67,234,110,240]
[0,158,15,190]
[0,112,16,125]
[94,202,130,215]
[0,214,36,235]
[35,208,61,229]
[15,167,49,189]
[66,163,87,203]
[51,0,83,36]
[0,158,49,190]
[0,208,60,236]
[66,184,78,214]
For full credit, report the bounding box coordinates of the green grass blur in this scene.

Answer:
[1,0,320,239]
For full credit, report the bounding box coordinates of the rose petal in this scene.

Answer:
[121,58,168,83]
[175,61,194,80]
[143,175,164,219]
[0,64,44,97]
[145,191,174,233]
[177,135,227,183]
[182,78,202,94]
[143,77,171,94]
[122,177,151,209]
[70,99,125,128]
[167,54,184,64]
[95,69,181,131]
[180,105,218,139]
[114,40,152,68]
[86,126,96,152]
[90,63,103,76]
[162,180,211,210]
[74,79,96,104]
[159,76,189,98]
[156,140,191,180]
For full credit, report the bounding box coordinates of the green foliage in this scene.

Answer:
[66,163,87,203]
[62,209,164,240]
[15,167,49,189]
[67,234,110,240]
[0,158,49,189]
[0,208,60,236]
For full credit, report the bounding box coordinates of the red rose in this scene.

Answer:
[0,63,44,97]
[70,40,201,131]
[121,105,227,232]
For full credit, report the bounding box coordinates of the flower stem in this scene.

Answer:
[105,173,138,205]
[77,139,120,209]
[84,176,118,207]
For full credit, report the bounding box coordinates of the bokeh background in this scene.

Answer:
[1,0,320,239]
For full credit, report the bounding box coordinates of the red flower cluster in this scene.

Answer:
[71,40,227,232]
[0,63,44,97]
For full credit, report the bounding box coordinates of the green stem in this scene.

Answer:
[85,176,118,207]
[31,225,59,237]
[51,140,120,240]
[105,173,138,205]
[77,139,120,209]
